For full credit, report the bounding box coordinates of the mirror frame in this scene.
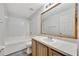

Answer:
[41,3,78,39]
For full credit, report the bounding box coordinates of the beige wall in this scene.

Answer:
[29,7,43,35]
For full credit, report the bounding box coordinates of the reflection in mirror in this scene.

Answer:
[41,3,77,39]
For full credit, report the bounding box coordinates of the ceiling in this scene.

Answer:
[6,3,43,18]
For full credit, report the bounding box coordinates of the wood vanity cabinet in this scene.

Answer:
[32,40,37,56]
[48,48,64,56]
[32,39,48,56]
[32,39,65,56]
[37,42,48,56]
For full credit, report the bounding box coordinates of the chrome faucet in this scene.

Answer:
[48,35,52,39]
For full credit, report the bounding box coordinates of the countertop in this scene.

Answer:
[32,36,77,56]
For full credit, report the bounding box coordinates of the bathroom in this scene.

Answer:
[0,3,79,56]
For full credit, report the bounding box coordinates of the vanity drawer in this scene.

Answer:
[49,48,64,56]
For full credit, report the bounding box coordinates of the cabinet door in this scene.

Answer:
[32,40,37,56]
[49,48,64,56]
[37,42,48,56]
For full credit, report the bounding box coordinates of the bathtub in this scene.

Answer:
[2,36,32,55]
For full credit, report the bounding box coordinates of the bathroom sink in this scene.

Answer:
[42,37,54,43]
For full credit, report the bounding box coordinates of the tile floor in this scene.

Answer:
[7,50,32,56]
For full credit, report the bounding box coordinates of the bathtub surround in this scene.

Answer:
[1,12,31,55]
[7,16,30,37]
[0,3,43,56]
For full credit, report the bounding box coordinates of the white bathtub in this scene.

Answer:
[2,36,32,55]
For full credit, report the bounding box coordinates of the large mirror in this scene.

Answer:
[41,3,77,39]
